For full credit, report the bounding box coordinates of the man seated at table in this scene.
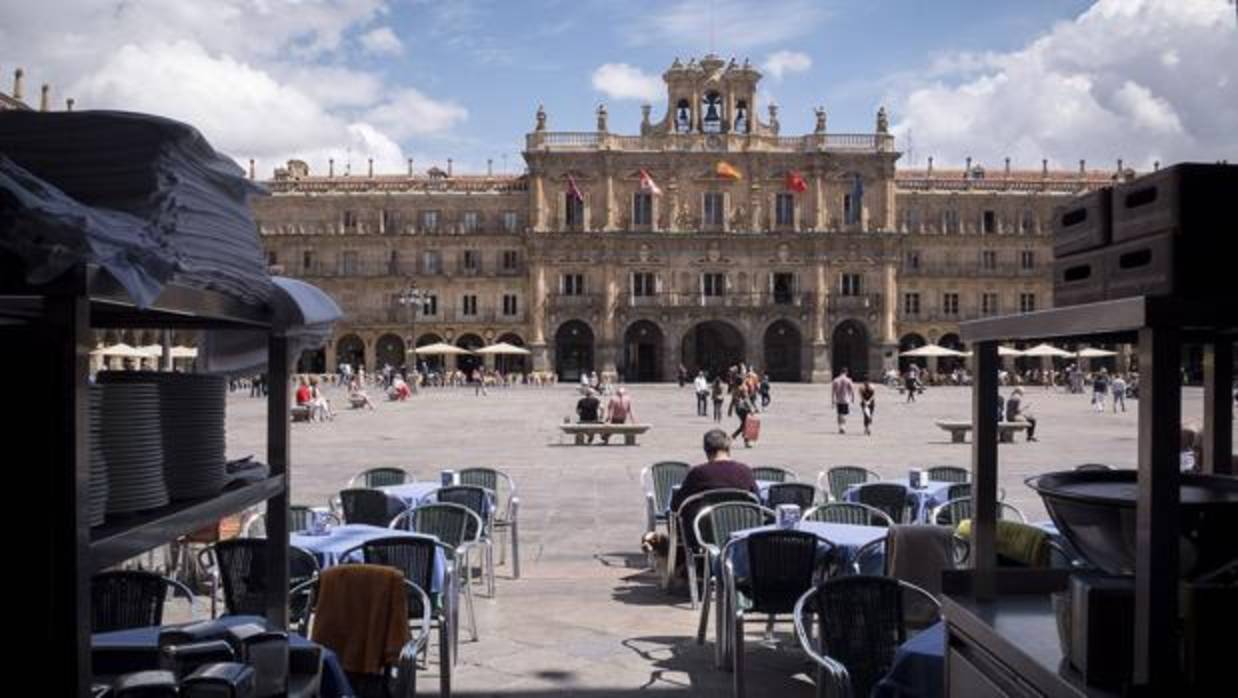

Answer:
[668,429,760,557]
[575,387,602,443]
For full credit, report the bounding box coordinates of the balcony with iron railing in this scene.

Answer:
[619,291,817,309]
[826,293,883,313]
[526,131,895,154]
[901,264,1047,279]
[342,307,526,326]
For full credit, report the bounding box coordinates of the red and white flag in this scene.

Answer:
[639,169,662,196]
[566,174,584,202]
[785,170,808,193]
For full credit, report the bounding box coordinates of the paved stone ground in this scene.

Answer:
[223,382,1217,697]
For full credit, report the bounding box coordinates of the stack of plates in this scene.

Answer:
[99,383,168,513]
[97,372,226,499]
[88,386,108,526]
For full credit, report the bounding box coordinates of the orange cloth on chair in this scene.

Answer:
[310,564,410,675]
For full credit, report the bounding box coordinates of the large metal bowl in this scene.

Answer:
[1025,470,1238,579]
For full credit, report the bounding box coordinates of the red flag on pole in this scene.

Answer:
[639,169,662,196]
[785,170,808,193]
[566,174,584,202]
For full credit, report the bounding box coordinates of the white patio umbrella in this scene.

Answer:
[170,346,198,359]
[99,343,148,358]
[1021,343,1074,358]
[900,344,966,358]
[136,344,165,357]
[1076,347,1117,358]
[959,346,1025,357]
[474,342,531,355]
[412,342,473,355]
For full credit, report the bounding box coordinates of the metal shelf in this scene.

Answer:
[89,475,285,572]
[960,296,1238,344]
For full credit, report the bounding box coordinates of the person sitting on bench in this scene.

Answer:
[576,388,602,444]
[1005,387,1037,442]
[600,387,635,444]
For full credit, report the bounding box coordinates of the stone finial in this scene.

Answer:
[965,156,972,176]
[66,98,75,111]
[875,106,889,134]
[329,158,335,177]
[248,159,255,180]
[1004,157,1011,175]
[12,68,22,100]
[813,106,827,134]
[596,103,608,132]
[487,158,493,176]
[927,156,934,176]
[447,158,453,177]
[535,104,546,131]
[640,103,651,127]
[368,158,373,177]
[1042,159,1049,177]
[40,83,50,112]
[1116,158,1123,173]
[670,57,682,69]
[408,158,413,176]
[1154,160,1160,171]
[727,57,738,70]
[1079,159,1086,174]
[743,57,751,68]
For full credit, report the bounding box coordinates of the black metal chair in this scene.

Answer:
[723,529,824,698]
[290,568,430,698]
[667,488,762,608]
[691,502,776,667]
[434,485,496,597]
[243,505,339,537]
[458,467,521,578]
[802,502,894,528]
[926,465,969,483]
[198,539,319,623]
[818,466,881,502]
[353,535,457,696]
[855,483,912,524]
[391,503,482,643]
[641,461,691,533]
[348,467,413,489]
[339,488,406,527]
[766,482,816,509]
[91,570,195,632]
[794,576,940,698]
[752,466,797,483]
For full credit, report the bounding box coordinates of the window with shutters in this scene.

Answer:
[503,211,519,233]
[462,250,481,274]
[562,273,585,296]
[501,250,520,274]
[422,250,442,274]
[632,272,656,297]
[633,193,652,226]
[702,273,725,297]
[381,209,400,234]
[422,294,438,316]
[462,211,480,233]
[302,250,315,274]
[772,273,794,304]
[840,273,862,296]
[906,251,920,270]
[1020,293,1036,313]
[943,292,960,316]
[267,250,278,267]
[944,209,959,234]
[775,194,795,227]
[983,210,997,234]
[703,192,724,226]
[340,251,359,275]
[421,210,439,233]
[981,293,999,316]
[462,294,478,317]
[903,292,921,316]
[502,294,518,316]
[343,210,358,232]
[982,250,998,270]
[565,194,584,228]
[1020,250,1036,270]
[1021,210,1036,235]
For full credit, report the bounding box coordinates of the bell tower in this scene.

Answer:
[654,55,768,136]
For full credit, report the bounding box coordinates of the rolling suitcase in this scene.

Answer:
[743,413,761,443]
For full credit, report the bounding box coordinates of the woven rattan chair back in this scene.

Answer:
[91,570,178,632]
[766,482,816,509]
[459,468,516,521]
[826,466,877,501]
[931,497,1027,527]
[856,483,912,524]
[745,529,820,615]
[811,575,907,697]
[946,483,971,502]
[803,502,894,528]
[752,466,795,483]
[212,539,318,617]
[926,466,969,483]
[697,502,773,552]
[349,467,411,488]
[435,485,490,539]
[359,536,439,617]
[411,503,473,550]
[339,488,399,526]
[650,461,690,513]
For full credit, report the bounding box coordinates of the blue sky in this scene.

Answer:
[2,0,1234,176]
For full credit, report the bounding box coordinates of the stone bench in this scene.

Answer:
[935,420,1030,443]
[559,423,651,446]
[291,405,312,422]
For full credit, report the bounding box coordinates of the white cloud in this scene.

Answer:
[591,63,663,102]
[762,50,811,80]
[360,26,403,55]
[367,88,469,140]
[890,0,1238,169]
[621,0,827,50]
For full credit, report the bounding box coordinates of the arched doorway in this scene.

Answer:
[899,333,927,373]
[414,333,444,374]
[763,320,802,382]
[336,334,365,371]
[623,320,665,382]
[832,320,870,380]
[375,333,406,370]
[495,333,530,375]
[555,320,595,381]
[456,333,484,375]
[296,348,325,374]
[682,320,745,379]
[938,333,966,374]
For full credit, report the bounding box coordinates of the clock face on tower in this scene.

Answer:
[706,134,724,151]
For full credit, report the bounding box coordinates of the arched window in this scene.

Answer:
[702,91,723,134]
[675,99,691,133]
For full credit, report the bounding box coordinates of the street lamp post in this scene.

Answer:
[397,281,427,377]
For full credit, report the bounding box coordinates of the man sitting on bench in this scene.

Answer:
[1005,387,1037,442]
[600,387,635,444]
[576,388,602,443]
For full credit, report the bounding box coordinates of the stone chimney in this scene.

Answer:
[407,158,413,176]
[1004,157,1011,176]
[40,84,50,112]
[368,158,373,177]
[1079,159,1086,175]
[1154,160,1160,171]
[12,68,22,100]
[965,156,972,177]
[328,158,334,177]
[1117,158,1123,174]
[65,98,75,111]
[248,159,255,180]
[447,158,453,177]
[1042,159,1049,177]
[596,103,608,132]
[927,156,933,176]
[640,104,651,128]
[487,158,493,176]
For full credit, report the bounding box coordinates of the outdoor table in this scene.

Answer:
[842,480,955,522]
[725,521,888,581]
[379,482,494,519]
[92,614,352,698]
[872,620,946,698]
[291,523,446,593]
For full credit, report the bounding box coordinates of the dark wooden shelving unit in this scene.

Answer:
[948,295,1236,695]
[1,263,292,698]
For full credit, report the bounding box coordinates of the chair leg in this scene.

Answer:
[510,521,520,579]
[732,614,745,697]
[463,572,478,641]
[686,552,699,610]
[714,576,728,669]
[696,573,712,644]
[485,541,496,598]
[664,523,678,592]
[439,621,451,696]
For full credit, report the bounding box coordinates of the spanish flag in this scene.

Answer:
[785,170,808,193]
[715,161,742,180]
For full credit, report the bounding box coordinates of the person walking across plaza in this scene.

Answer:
[677,364,688,388]
[729,384,757,447]
[1111,373,1127,413]
[858,378,876,436]
[693,370,709,417]
[1092,368,1109,413]
[832,368,856,434]
[710,377,725,423]
[759,374,771,409]
[905,365,920,403]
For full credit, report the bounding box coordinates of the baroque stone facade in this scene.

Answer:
[253,55,1121,382]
